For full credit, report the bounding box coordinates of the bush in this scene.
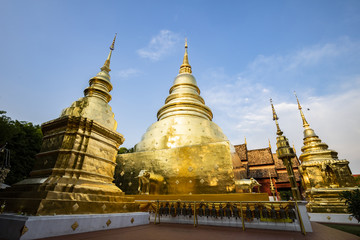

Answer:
[339,189,360,222]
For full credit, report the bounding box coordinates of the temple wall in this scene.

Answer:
[116,141,237,195]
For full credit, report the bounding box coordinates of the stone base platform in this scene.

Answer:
[308,212,360,225]
[0,212,149,240]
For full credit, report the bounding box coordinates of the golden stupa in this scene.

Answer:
[0,35,137,215]
[117,40,247,196]
[295,93,357,213]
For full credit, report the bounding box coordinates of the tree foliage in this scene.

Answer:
[0,111,43,185]
[353,175,360,186]
[117,147,128,154]
[340,189,360,222]
[114,146,135,189]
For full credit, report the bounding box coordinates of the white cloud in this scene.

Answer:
[240,37,360,90]
[116,68,140,80]
[201,38,360,173]
[137,30,180,61]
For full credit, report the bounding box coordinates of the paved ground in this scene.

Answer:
[40,222,360,240]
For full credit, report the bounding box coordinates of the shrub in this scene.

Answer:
[340,189,360,222]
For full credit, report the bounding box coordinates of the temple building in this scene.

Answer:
[0,35,137,215]
[117,40,247,195]
[234,142,302,199]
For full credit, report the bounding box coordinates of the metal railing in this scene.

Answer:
[144,200,306,235]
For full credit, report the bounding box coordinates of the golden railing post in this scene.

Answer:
[240,202,245,231]
[194,201,197,227]
[196,201,199,226]
[154,200,157,224]
[154,200,160,225]
[294,200,306,235]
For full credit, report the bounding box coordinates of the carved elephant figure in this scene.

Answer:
[235,178,261,193]
[135,170,165,195]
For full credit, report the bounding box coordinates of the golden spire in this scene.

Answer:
[244,136,247,145]
[83,34,117,103]
[270,98,283,136]
[101,33,117,73]
[294,91,310,128]
[293,144,296,154]
[179,38,192,74]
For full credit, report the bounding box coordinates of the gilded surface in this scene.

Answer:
[118,141,236,195]
[295,93,357,213]
[116,41,244,195]
[0,36,138,215]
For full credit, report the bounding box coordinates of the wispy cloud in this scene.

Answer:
[201,38,360,173]
[238,37,360,92]
[137,30,180,61]
[116,68,140,80]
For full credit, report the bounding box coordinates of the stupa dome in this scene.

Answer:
[135,41,228,152]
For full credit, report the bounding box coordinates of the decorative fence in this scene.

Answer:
[138,200,312,234]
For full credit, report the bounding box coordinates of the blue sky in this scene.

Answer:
[1,1,360,173]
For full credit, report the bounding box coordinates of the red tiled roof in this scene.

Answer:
[234,144,247,161]
[247,148,274,166]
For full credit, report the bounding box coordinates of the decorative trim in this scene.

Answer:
[106,219,111,226]
[71,221,79,231]
[20,225,28,236]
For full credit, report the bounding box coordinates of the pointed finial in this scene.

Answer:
[270,98,283,136]
[294,91,310,128]
[179,38,192,74]
[293,144,296,154]
[110,33,117,50]
[244,136,247,145]
[268,139,272,149]
[101,33,117,73]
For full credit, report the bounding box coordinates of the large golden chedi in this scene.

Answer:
[117,41,246,195]
[0,35,136,215]
[295,94,357,213]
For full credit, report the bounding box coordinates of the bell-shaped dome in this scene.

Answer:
[135,41,228,152]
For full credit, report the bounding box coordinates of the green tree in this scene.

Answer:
[0,111,43,185]
[340,189,360,222]
[118,147,128,154]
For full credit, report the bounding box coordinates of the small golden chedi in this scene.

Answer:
[0,35,137,215]
[294,93,358,213]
